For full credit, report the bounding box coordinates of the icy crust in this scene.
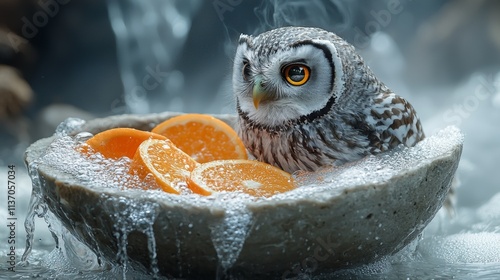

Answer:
[33,123,463,207]
[25,116,463,277]
[276,125,465,202]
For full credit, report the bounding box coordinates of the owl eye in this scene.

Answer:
[283,64,310,86]
[242,60,251,81]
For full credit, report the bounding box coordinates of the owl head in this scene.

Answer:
[233,26,377,128]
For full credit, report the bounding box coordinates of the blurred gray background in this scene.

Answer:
[0,0,499,208]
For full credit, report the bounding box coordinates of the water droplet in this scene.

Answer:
[74,132,94,143]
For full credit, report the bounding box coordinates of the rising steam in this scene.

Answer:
[253,0,351,34]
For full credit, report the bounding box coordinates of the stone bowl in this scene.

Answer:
[25,112,463,278]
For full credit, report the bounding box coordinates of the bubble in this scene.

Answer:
[55,118,86,136]
[74,132,94,143]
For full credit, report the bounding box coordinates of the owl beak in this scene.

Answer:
[253,77,269,109]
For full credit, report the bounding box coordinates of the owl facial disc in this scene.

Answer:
[233,34,338,127]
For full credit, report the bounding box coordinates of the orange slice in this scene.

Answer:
[84,128,166,159]
[188,159,296,197]
[151,114,247,163]
[131,138,198,194]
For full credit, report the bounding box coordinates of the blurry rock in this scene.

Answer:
[0,1,37,36]
[0,27,36,72]
[0,65,33,119]
[0,0,38,136]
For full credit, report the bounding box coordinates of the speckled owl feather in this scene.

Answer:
[233,27,424,173]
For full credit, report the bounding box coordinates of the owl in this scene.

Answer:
[233,27,425,174]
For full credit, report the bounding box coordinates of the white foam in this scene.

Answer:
[279,126,463,201]
[420,232,500,263]
[403,191,500,269]
[55,118,87,136]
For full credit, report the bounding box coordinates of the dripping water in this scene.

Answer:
[145,223,159,278]
[104,195,160,279]
[21,118,88,265]
[210,199,253,279]
[20,160,47,265]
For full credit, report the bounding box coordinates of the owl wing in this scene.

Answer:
[363,94,425,153]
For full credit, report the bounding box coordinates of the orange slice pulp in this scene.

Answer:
[152,114,247,163]
[131,138,198,194]
[84,127,167,159]
[188,159,296,197]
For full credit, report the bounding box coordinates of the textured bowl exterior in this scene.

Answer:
[25,112,462,278]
